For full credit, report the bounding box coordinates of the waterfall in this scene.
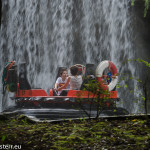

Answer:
[0,0,141,113]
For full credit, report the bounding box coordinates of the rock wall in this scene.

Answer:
[134,0,150,59]
[134,0,150,114]
[0,0,2,26]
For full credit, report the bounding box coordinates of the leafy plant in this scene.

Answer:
[120,58,150,115]
[144,0,150,17]
[1,135,6,143]
[76,77,112,119]
[131,0,150,17]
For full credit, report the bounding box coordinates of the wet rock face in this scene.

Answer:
[0,0,1,25]
[134,0,150,23]
[134,0,150,112]
[134,0,150,36]
[133,0,150,60]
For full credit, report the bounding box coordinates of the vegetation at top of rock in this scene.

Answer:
[131,0,150,17]
[0,114,150,150]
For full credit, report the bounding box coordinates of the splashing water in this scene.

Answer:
[0,0,141,113]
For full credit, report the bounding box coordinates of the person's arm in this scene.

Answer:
[54,83,58,89]
[57,77,71,91]
[54,77,60,89]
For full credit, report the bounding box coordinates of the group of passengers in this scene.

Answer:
[54,65,113,96]
[54,66,82,95]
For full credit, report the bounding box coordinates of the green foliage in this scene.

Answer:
[121,58,150,114]
[127,58,150,67]
[0,114,150,149]
[144,0,150,17]
[79,116,86,122]
[1,135,6,143]
[131,0,150,17]
[131,0,135,6]
[76,77,111,119]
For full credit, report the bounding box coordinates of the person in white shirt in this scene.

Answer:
[54,69,69,95]
[57,66,82,91]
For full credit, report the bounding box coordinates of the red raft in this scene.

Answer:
[2,61,128,115]
[15,85,118,108]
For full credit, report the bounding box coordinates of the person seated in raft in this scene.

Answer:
[57,66,82,91]
[80,74,96,90]
[54,69,69,95]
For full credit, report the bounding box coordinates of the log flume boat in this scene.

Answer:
[2,60,129,115]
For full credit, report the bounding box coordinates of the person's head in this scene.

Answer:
[60,69,68,79]
[70,66,78,76]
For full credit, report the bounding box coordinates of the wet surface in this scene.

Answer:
[3,104,130,121]
[11,108,97,121]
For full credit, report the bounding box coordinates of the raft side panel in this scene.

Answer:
[15,89,117,99]
[16,89,47,97]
